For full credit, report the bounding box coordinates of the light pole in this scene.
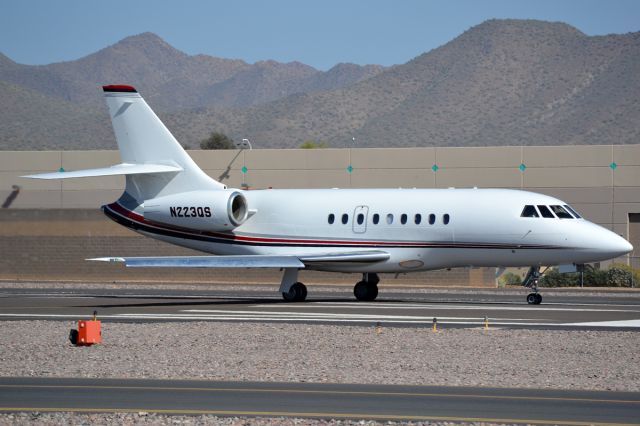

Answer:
[234,138,252,150]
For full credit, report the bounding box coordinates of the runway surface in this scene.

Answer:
[1,286,640,329]
[1,377,639,424]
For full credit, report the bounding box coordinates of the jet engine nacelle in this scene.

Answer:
[143,190,248,231]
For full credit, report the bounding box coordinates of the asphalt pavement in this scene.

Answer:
[1,286,639,329]
[1,377,639,424]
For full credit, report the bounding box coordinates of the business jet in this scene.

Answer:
[25,85,633,305]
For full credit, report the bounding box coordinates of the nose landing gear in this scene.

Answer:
[523,266,543,305]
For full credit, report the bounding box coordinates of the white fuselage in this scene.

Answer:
[110,187,632,273]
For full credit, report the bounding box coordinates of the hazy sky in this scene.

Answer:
[1,0,639,70]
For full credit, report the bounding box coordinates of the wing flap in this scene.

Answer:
[22,163,183,180]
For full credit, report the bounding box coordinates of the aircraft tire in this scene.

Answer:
[282,282,307,302]
[526,293,538,305]
[354,281,378,301]
[534,293,542,304]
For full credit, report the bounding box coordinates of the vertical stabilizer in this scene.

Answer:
[102,85,225,201]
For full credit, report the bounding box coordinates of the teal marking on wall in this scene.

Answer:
[346,165,353,174]
[241,166,248,174]
[431,164,439,172]
[519,163,526,172]
[610,162,618,170]
[58,167,65,172]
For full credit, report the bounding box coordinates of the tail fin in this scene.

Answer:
[103,85,225,201]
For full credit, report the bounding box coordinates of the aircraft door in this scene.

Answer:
[353,206,369,234]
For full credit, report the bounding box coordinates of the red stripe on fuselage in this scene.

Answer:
[106,202,428,247]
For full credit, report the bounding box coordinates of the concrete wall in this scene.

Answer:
[1,145,638,283]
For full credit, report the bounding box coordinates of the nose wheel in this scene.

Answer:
[526,293,542,305]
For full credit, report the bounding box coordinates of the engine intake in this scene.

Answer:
[143,190,249,231]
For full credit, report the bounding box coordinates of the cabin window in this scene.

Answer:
[357,213,365,225]
[372,213,380,225]
[400,214,407,224]
[341,213,349,224]
[537,205,554,218]
[428,214,436,225]
[550,205,573,219]
[443,214,450,225]
[328,213,335,224]
[564,205,582,219]
[521,205,539,218]
[386,214,394,224]
[415,214,422,225]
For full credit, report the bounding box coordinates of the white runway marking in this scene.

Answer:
[0,312,638,327]
[180,309,543,321]
[563,319,640,328]
[253,302,640,313]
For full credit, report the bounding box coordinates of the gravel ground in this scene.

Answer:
[0,412,481,425]
[1,284,638,425]
[1,321,638,391]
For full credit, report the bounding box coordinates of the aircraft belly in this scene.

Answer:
[137,231,257,255]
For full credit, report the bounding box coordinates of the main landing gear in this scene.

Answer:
[279,269,381,302]
[354,273,379,302]
[523,266,542,305]
[280,268,308,302]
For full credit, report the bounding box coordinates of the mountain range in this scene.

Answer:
[1,19,639,150]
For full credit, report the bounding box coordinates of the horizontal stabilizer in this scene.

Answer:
[89,255,306,268]
[22,163,183,180]
[88,250,390,269]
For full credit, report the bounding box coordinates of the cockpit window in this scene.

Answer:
[521,205,539,218]
[564,205,582,219]
[550,205,573,219]
[537,205,555,218]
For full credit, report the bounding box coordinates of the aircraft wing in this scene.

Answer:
[88,250,390,268]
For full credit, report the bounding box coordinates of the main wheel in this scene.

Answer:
[526,293,538,305]
[354,281,378,301]
[282,282,307,302]
[534,293,542,305]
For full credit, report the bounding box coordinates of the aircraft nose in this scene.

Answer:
[606,233,633,258]
[581,223,634,260]
[618,238,633,256]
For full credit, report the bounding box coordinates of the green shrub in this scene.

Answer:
[606,264,639,287]
[499,271,522,287]
[200,132,234,150]
[582,268,609,287]
[539,269,576,287]
[539,264,639,287]
[300,140,329,149]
